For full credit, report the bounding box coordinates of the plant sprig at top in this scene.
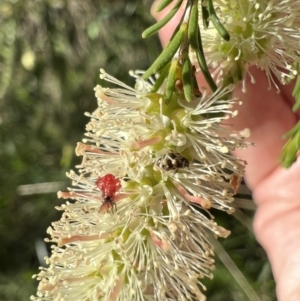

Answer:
[31,1,300,300]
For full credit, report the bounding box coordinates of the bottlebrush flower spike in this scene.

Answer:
[31,69,248,301]
[199,0,300,91]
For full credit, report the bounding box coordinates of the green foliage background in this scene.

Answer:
[0,0,275,300]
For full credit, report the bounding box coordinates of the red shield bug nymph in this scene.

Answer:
[95,174,121,212]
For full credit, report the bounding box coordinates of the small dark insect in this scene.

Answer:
[95,174,121,212]
[156,152,189,172]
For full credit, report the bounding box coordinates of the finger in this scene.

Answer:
[253,159,300,301]
[232,69,297,189]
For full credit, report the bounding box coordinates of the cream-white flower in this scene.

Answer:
[200,0,300,90]
[32,70,247,301]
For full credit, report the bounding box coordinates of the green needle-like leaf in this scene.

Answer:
[156,0,176,12]
[292,74,300,112]
[142,0,183,39]
[279,121,300,168]
[151,64,170,93]
[282,121,300,139]
[192,71,202,97]
[142,23,187,80]
[164,58,178,104]
[195,30,217,92]
[196,51,217,92]
[186,0,216,92]
[182,57,194,102]
[201,0,210,29]
[207,0,230,41]
[188,0,199,49]
[279,139,299,168]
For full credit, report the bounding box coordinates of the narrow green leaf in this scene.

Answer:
[156,0,176,12]
[196,51,217,92]
[192,70,202,97]
[282,121,300,139]
[164,58,178,104]
[279,139,298,168]
[195,30,217,92]
[292,74,300,112]
[142,0,183,39]
[210,15,230,41]
[142,23,187,80]
[151,64,170,93]
[201,0,210,29]
[182,58,194,102]
[279,121,300,168]
[188,0,198,49]
[207,0,230,41]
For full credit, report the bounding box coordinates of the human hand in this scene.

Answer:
[153,3,300,300]
[233,71,300,301]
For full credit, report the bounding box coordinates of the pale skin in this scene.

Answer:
[153,3,300,300]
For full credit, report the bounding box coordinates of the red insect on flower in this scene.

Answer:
[95,174,121,212]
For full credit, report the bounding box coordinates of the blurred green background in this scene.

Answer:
[0,0,275,300]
